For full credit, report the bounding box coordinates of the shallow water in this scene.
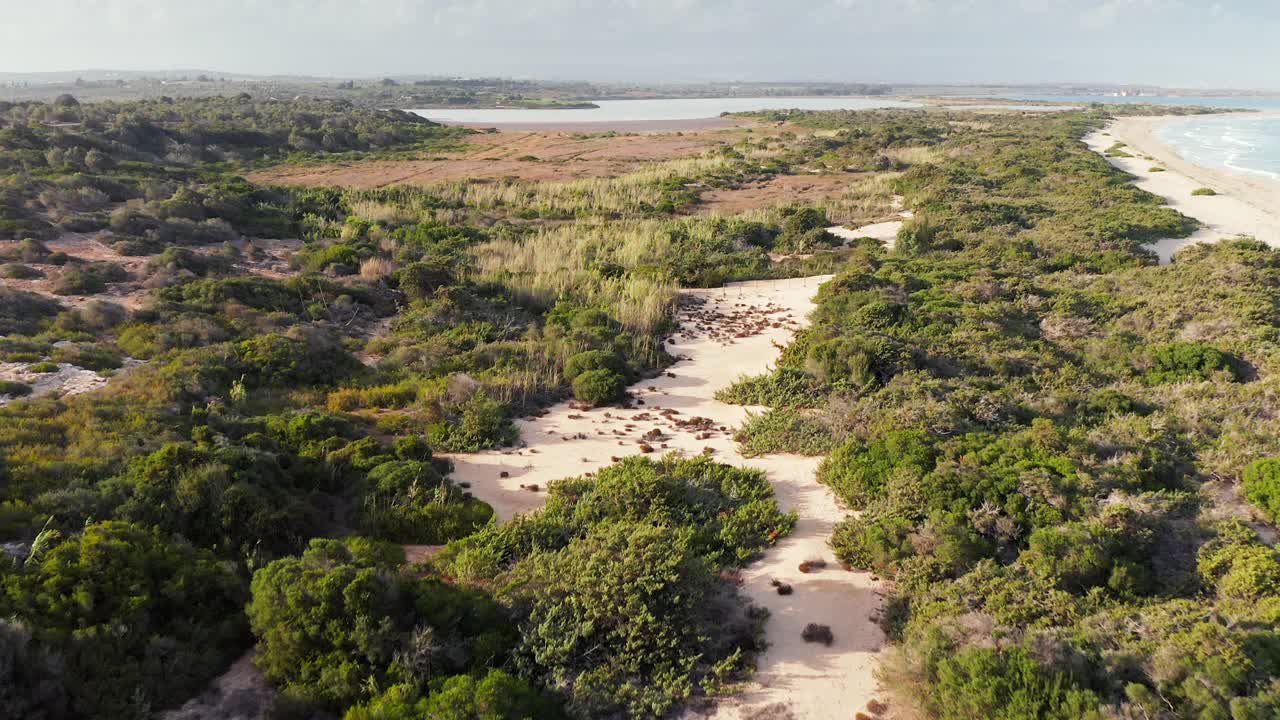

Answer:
[1156,114,1280,182]
[998,94,1280,110]
[410,96,919,124]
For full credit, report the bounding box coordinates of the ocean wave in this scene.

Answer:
[1158,116,1280,182]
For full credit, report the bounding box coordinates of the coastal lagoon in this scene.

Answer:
[411,96,919,124]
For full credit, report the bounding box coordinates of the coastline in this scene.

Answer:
[1086,115,1280,261]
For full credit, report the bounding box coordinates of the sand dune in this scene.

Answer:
[445,274,886,720]
[1086,117,1280,262]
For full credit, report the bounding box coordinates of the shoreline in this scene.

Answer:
[434,116,748,132]
[1087,115,1280,261]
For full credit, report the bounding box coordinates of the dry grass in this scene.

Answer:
[424,155,731,218]
[822,172,903,225]
[470,219,685,340]
[359,256,397,281]
[882,146,940,166]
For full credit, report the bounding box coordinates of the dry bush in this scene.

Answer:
[801,623,834,646]
[359,256,397,281]
[798,558,827,573]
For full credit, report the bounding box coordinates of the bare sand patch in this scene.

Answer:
[445,274,885,720]
[0,358,143,406]
[1086,118,1280,262]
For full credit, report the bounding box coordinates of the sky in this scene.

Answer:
[0,0,1274,89]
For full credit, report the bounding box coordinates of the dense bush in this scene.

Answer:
[441,456,792,717]
[572,367,628,406]
[248,538,519,712]
[1,521,247,719]
[1145,341,1240,384]
[1243,458,1280,522]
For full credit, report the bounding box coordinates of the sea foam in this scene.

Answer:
[1158,115,1280,182]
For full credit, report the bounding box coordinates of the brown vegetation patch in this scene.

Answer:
[248,128,734,189]
[0,233,302,309]
[694,173,860,215]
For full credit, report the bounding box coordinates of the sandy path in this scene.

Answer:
[445,274,885,720]
[1085,118,1280,262]
[827,210,911,250]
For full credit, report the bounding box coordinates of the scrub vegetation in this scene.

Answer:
[724,108,1280,720]
[2,93,1277,720]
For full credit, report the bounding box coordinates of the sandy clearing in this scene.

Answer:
[445,273,885,720]
[828,215,909,248]
[0,359,144,406]
[1085,118,1280,263]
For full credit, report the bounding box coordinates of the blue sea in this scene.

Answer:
[1155,115,1280,182]
[998,94,1280,182]
[998,94,1280,111]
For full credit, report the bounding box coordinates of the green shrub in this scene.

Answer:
[572,368,628,406]
[716,367,827,407]
[819,430,936,508]
[1146,341,1239,384]
[564,349,626,381]
[0,263,42,280]
[344,671,567,720]
[0,287,62,335]
[50,344,121,371]
[1243,458,1280,522]
[1105,142,1132,158]
[3,521,247,719]
[248,538,515,711]
[52,263,127,296]
[0,380,32,397]
[734,408,836,456]
[925,646,1100,720]
[397,259,452,300]
[427,390,517,452]
[1192,187,1218,196]
[358,459,493,543]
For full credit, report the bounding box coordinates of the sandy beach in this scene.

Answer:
[446,274,885,720]
[1086,115,1280,262]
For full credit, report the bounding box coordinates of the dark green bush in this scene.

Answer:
[1243,458,1280,522]
[0,380,32,397]
[925,646,1099,720]
[572,368,628,406]
[1146,341,1239,384]
[248,538,514,711]
[564,349,626,381]
[2,521,247,719]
